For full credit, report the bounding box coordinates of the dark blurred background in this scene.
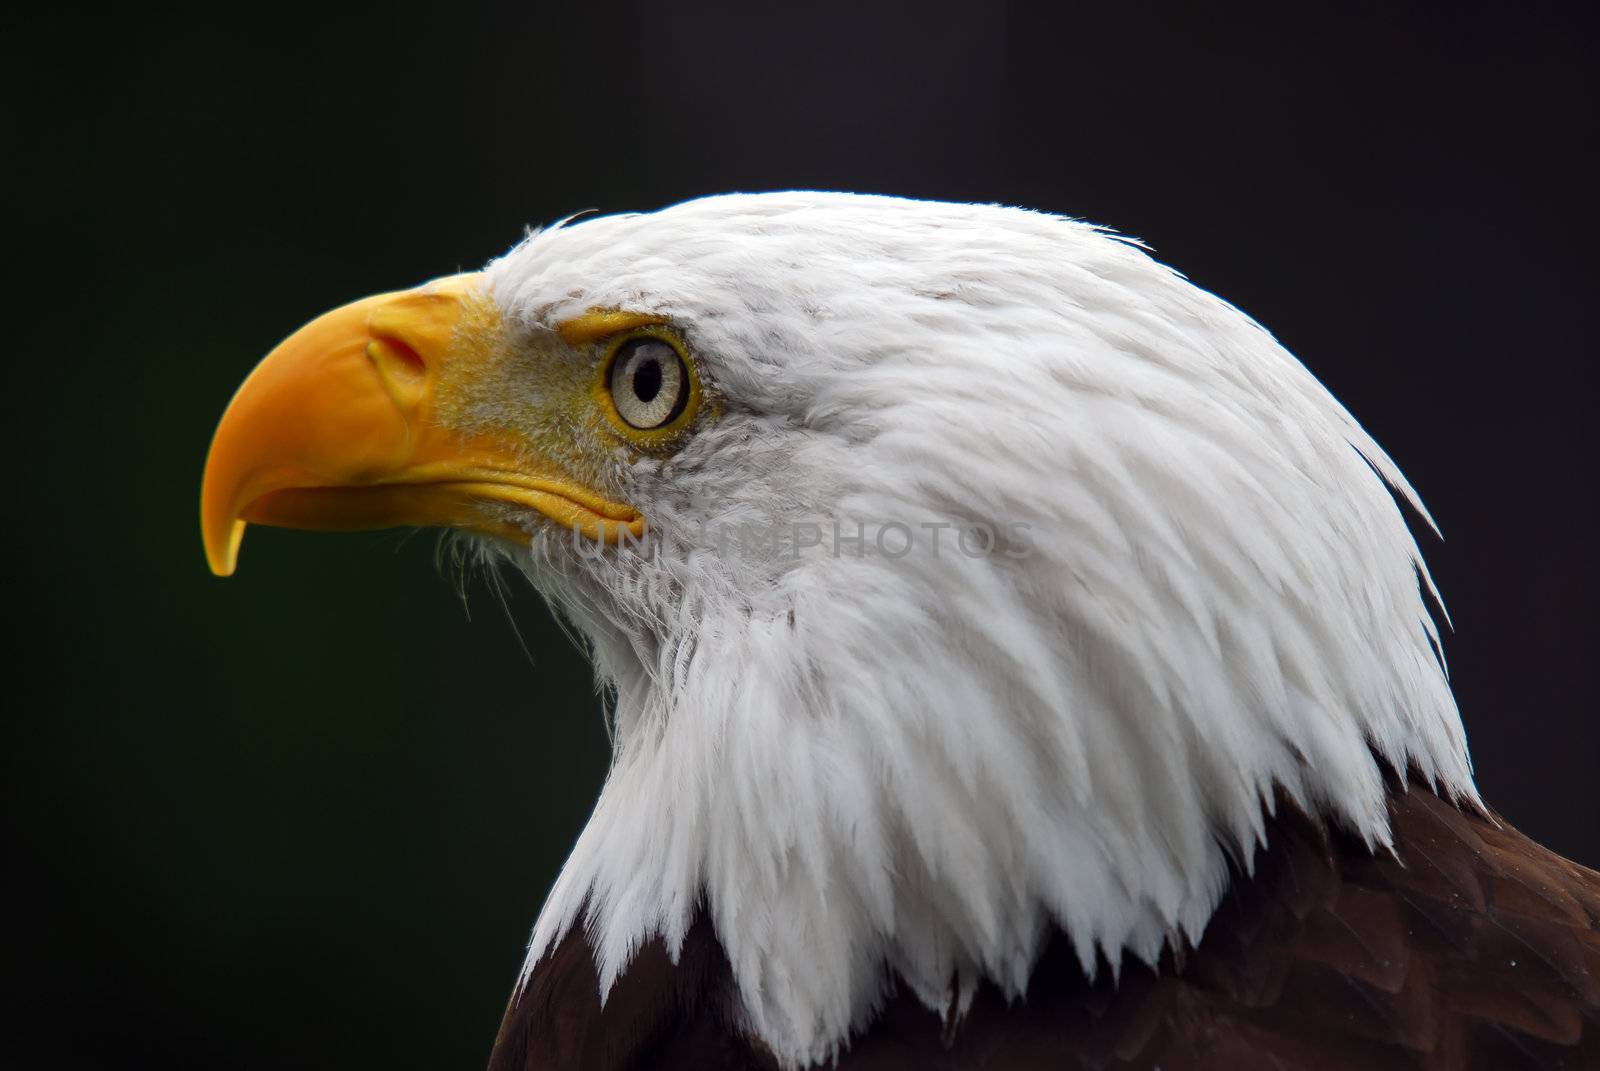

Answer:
[5,2,1595,1067]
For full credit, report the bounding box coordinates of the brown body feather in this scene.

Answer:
[489,780,1600,1070]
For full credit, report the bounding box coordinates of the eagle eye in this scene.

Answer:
[607,336,690,431]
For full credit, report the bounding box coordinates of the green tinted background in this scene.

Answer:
[7,3,1596,1068]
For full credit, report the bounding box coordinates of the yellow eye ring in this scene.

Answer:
[593,325,704,447]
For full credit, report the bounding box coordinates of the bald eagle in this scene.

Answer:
[202,193,1600,1070]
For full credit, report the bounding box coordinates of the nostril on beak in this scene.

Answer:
[366,336,429,407]
[367,335,426,376]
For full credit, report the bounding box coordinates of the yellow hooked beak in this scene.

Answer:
[201,273,644,576]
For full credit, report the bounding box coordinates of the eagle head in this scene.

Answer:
[202,192,1475,1065]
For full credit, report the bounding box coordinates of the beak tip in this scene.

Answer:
[204,517,245,577]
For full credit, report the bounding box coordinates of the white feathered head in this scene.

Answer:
[203,191,1475,1065]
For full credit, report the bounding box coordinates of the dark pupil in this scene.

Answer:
[632,356,662,403]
